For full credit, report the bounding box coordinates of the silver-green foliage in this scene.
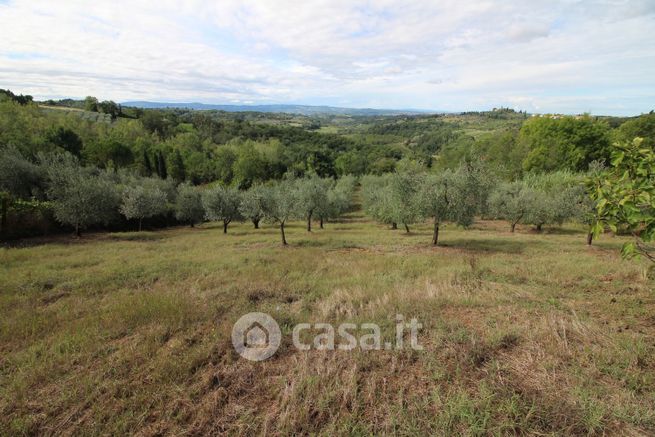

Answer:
[419,163,488,245]
[119,181,168,231]
[361,166,424,232]
[295,173,330,231]
[522,171,580,229]
[419,171,458,243]
[175,182,204,227]
[0,147,42,198]
[261,178,300,245]
[388,163,425,232]
[239,184,267,228]
[361,173,395,226]
[317,174,356,225]
[202,185,242,233]
[41,152,119,235]
[488,181,536,232]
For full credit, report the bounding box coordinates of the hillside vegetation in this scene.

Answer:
[1,90,654,434]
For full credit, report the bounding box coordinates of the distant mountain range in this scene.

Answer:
[120,101,438,116]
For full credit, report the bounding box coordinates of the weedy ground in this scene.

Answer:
[1,209,654,436]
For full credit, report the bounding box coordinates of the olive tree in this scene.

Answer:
[0,147,43,236]
[316,174,356,228]
[202,185,242,233]
[362,164,425,232]
[261,179,299,245]
[119,181,168,231]
[41,152,119,236]
[521,190,554,232]
[389,164,425,233]
[175,182,204,227]
[296,174,330,232]
[239,184,267,229]
[361,174,397,228]
[419,163,489,246]
[488,181,536,233]
[522,171,579,231]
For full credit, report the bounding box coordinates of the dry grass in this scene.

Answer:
[1,212,654,435]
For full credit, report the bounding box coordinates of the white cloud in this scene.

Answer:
[0,0,653,114]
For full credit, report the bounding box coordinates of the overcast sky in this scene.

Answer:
[1,0,654,115]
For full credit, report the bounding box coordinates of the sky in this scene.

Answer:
[0,0,654,115]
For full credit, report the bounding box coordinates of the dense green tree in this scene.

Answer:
[519,115,611,172]
[232,141,268,189]
[184,150,217,184]
[1,89,33,105]
[335,151,367,176]
[592,138,655,262]
[214,147,238,185]
[83,96,98,112]
[140,111,171,138]
[169,149,186,182]
[156,151,168,179]
[571,161,606,245]
[469,130,524,179]
[98,100,121,119]
[84,138,133,169]
[45,126,83,158]
[614,113,655,150]
[138,150,153,177]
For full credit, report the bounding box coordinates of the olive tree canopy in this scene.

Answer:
[202,185,242,233]
[175,182,204,227]
[41,152,119,236]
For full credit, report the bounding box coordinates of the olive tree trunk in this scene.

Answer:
[280,222,287,246]
[432,218,440,246]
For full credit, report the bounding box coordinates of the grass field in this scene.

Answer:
[1,209,654,435]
